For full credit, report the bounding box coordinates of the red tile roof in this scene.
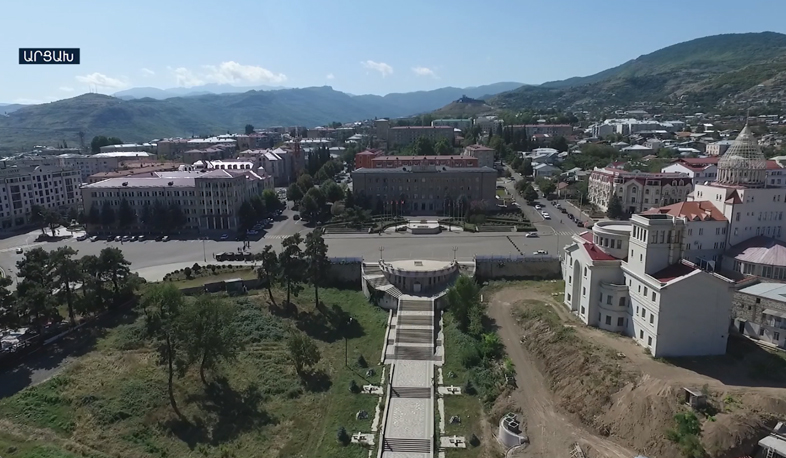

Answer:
[641,200,727,222]
[651,261,698,283]
[767,160,782,170]
[578,232,619,261]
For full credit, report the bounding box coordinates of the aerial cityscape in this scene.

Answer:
[3,2,786,458]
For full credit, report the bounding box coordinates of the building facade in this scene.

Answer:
[733,282,786,348]
[370,155,478,168]
[431,119,473,130]
[463,144,495,168]
[0,165,80,230]
[588,168,693,214]
[562,217,735,357]
[80,169,269,233]
[351,165,497,215]
[385,125,456,148]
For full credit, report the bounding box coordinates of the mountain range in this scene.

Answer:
[0,83,523,152]
[1,31,786,153]
[490,32,786,111]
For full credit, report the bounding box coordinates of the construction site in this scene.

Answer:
[479,280,786,458]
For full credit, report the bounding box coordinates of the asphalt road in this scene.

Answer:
[0,188,588,283]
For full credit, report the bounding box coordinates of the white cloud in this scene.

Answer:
[170,67,204,87]
[412,66,437,78]
[361,60,393,77]
[170,62,287,87]
[326,73,335,80]
[202,61,287,85]
[141,68,155,76]
[75,72,128,89]
[59,86,74,92]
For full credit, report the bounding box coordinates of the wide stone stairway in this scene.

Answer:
[380,295,437,458]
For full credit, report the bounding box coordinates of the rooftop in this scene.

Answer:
[391,125,453,130]
[352,166,496,174]
[372,155,473,161]
[650,261,699,283]
[641,201,727,222]
[92,152,151,158]
[83,176,195,188]
[738,282,786,303]
[726,236,786,267]
[579,232,619,261]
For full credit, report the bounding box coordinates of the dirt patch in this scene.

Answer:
[486,281,786,458]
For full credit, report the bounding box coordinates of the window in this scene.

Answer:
[582,287,586,296]
[619,297,626,307]
[567,293,571,301]
[649,313,654,324]
[606,295,612,305]
[641,308,646,318]
[581,306,585,315]
[776,332,781,341]
[605,315,611,325]
[756,298,761,304]
[599,292,603,302]
[644,287,648,296]
[617,317,624,326]
[640,330,644,339]
[647,336,652,346]
[584,267,587,276]
[760,327,765,336]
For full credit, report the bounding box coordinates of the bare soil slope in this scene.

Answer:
[487,281,786,458]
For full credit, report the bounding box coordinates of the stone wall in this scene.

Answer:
[475,256,562,281]
[327,259,363,288]
[732,290,786,347]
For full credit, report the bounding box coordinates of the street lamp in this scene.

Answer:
[452,246,458,262]
[345,317,354,367]
[202,237,207,262]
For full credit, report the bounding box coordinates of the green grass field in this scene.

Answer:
[0,287,387,458]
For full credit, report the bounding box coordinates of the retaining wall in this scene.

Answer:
[475,256,561,281]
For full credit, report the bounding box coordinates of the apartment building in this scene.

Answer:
[508,124,573,138]
[431,119,473,130]
[463,144,495,168]
[99,143,156,154]
[733,282,786,348]
[193,160,274,190]
[370,155,478,169]
[354,149,385,169]
[588,168,693,214]
[351,164,497,215]
[87,161,186,184]
[0,165,80,230]
[80,169,269,232]
[562,216,735,357]
[238,148,293,186]
[374,119,456,148]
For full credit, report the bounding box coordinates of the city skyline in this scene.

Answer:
[3,0,786,104]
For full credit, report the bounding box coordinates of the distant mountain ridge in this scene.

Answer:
[490,32,786,110]
[113,84,288,100]
[0,83,523,152]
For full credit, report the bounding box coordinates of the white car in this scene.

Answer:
[534,204,542,210]
[533,250,549,255]
[76,234,88,241]
[525,232,539,238]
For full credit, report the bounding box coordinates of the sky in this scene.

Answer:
[3,0,786,104]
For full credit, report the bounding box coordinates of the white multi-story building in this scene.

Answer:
[193,160,274,190]
[238,148,293,186]
[0,165,81,230]
[588,168,692,214]
[562,217,735,357]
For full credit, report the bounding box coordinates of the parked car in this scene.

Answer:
[293,214,301,221]
[533,250,548,255]
[130,235,138,242]
[247,230,259,236]
[525,232,539,238]
[76,234,88,241]
[568,214,575,220]
[577,221,585,227]
[162,235,170,242]
[121,235,131,242]
[15,248,23,254]
[90,235,99,242]
[155,235,164,241]
[137,235,146,242]
[220,233,229,240]
[560,208,568,214]
[534,204,542,210]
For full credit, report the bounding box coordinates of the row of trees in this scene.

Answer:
[237,189,285,232]
[0,246,136,333]
[87,200,186,233]
[29,204,79,238]
[287,171,346,222]
[143,230,334,415]
[90,136,124,154]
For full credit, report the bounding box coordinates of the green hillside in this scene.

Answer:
[492,32,786,111]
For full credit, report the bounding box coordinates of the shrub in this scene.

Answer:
[464,379,477,395]
[460,345,482,368]
[469,433,480,447]
[349,379,360,394]
[192,263,202,273]
[357,354,368,368]
[183,267,192,279]
[336,426,350,445]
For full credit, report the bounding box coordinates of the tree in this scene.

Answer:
[29,205,47,235]
[250,195,267,220]
[521,184,538,203]
[117,198,136,229]
[244,124,255,135]
[287,183,304,202]
[256,245,280,307]
[549,136,569,152]
[142,283,187,417]
[181,295,241,385]
[297,174,314,194]
[262,189,281,211]
[411,136,435,156]
[51,247,81,327]
[99,247,131,302]
[238,200,257,232]
[519,159,534,177]
[321,180,344,203]
[167,203,186,231]
[305,229,331,309]
[0,276,17,331]
[607,195,624,219]
[446,276,480,333]
[344,189,355,209]
[300,193,319,222]
[100,201,115,228]
[90,135,123,154]
[287,330,321,375]
[88,203,101,226]
[434,138,453,155]
[15,248,59,334]
[279,233,305,305]
[45,210,63,237]
[67,206,79,224]
[139,203,152,226]
[535,177,556,196]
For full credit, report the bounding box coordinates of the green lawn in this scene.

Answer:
[0,287,388,458]
[495,189,507,197]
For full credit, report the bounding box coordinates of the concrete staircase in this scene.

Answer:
[386,296,436,362]
[382,438,431,454]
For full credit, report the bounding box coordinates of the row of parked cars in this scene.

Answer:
[76,234,171,243]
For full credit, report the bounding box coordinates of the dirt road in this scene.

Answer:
[487,291,635,458]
